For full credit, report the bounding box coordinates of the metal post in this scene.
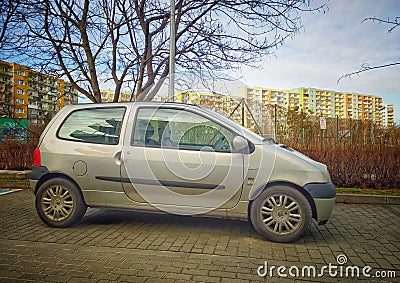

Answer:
[336,115,339,144]
[274,104,277,141]
[371,120,374,144]
[301,110,304,145]
[168,0,175,101]
[349,118,352,145]
[371,109,375,144]
[241,99,245,126]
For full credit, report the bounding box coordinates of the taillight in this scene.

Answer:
[33,147,41,166]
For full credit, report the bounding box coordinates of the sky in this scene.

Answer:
[237,0,400,124]
[77,0,399,123]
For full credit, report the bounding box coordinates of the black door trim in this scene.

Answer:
[95,176,225,190]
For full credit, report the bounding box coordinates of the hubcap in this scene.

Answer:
[261,195,302,235]
[41,185,74,222]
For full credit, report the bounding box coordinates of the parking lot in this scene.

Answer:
[0,189,399,282]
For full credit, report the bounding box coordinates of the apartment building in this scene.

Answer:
[175,90,246,125]
[0,60,78,124]
[245,86,394,127]
[101,90,134,102]
[382,104,395,128]
[100,86,394,129]
[100,90,168,103]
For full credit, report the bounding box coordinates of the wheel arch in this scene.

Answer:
[248,181,317,221]
[34,172,83,198]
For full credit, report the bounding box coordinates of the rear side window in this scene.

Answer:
[57,107,125,145]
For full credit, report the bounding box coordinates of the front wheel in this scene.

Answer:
[249,185,312,243]
[35,177,87,227]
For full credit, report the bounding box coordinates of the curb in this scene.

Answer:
[335,193,400,205]
[0,170,30,189]
[0,170,399,205]
[0,170,31,180]
[0,181,29,189]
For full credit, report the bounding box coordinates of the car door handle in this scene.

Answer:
[114,151,123,165]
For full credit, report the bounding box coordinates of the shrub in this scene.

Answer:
[0,140,37,170]
[292,144,400,189]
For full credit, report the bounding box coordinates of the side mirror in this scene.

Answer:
[233,136,249,151]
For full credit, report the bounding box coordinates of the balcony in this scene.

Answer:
[28,104,39,109]
[0,70,12,77]
[28,114,38,119]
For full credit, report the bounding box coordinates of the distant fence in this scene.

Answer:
[201,98,400,189]
[0,101,399,189]
[219,99,399,147]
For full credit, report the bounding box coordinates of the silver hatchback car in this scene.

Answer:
[30,102,335,243]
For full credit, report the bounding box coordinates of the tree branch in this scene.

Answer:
[338,62,400,83]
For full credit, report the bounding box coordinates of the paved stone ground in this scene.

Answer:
[0,190,399,283]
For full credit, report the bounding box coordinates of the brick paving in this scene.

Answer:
[0,189,399,282]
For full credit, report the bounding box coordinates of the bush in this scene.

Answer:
[0,140,37,170]
[0,123,44,170]
[292,144,400,189]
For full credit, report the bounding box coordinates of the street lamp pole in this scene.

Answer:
[168,0,176,102]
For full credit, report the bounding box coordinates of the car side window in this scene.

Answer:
[132,108,234,152]
[57,107,125,145]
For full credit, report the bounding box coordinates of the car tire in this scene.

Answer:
[35,177,87,228]
[249,185,312,243]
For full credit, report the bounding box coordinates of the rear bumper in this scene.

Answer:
[29,166,49,180]
[29,180,38,194]
[29,166,49,194]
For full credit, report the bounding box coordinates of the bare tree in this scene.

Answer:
[2,0,326,103]
[0,0,20,50]
[338,16,400,82]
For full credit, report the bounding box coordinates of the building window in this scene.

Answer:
[16,98,25,104]
[17,89,24,95]
[17,80,24,85]
[16,108,25,114]
[17,70,25,76]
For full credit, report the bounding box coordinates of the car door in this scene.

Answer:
[121,106,245,213]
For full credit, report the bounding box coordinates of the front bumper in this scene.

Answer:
[304,182,336,223]
[304,182,336,199]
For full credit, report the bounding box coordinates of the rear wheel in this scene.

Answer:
[249,185,312,243]
[35,177,87,227]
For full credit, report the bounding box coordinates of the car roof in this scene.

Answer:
[64,101,200,109]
